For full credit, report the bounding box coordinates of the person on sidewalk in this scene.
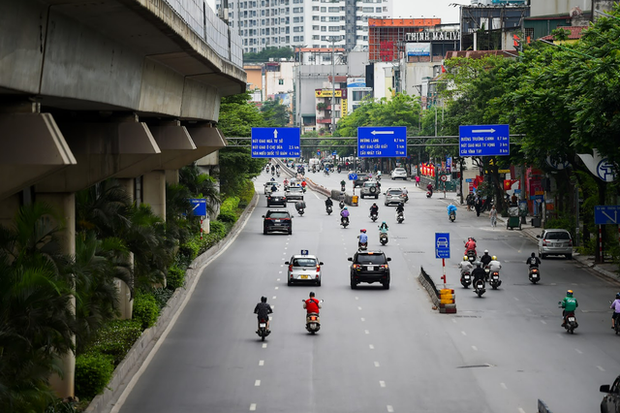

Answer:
[475,197,482,217]
[611,293,620,329]
[415,175,420,187]
[489,206,497,228]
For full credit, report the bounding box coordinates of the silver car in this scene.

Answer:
[286,186,305,201]
[285,254,323,286]
[537,229,573,259]
[384,188,408,206]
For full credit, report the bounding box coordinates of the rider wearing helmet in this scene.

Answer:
[611,293,620,330]
[458,255,474,276]
[480,250,492,266]
[560,290,579,327]
[303,291,321,315]
[396,202,405,214]
[254,296,273,332]
[325,196,333,208]
[370,203,379,217]
[526,252,541,267]
[340,205,350,224]
[358,229,368,245]
[488,255,501,273]
[379,221,389,231]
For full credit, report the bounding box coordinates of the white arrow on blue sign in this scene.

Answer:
[594,205,620,225]
[459,124,510,157]
[190,199,207,216]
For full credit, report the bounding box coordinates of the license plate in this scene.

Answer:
[259,323,266,328]
[300,275,308,279]
[310,323,316,328]
[493,276,499,280]
[464,275,470,280]
[568,317,575,322]
[275,219,281,223]
[368,266,375,271]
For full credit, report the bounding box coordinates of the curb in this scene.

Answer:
[85,192,260,413]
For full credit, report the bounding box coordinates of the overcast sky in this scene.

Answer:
[206,0,462,23]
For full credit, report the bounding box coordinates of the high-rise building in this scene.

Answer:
[215,0,394,53]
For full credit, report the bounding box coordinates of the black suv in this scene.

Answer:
[262,209,292,234]
[353,175,370,188]
[348,250,391,289]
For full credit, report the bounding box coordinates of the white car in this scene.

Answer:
[285,253,323,286]
[391,168,407,180]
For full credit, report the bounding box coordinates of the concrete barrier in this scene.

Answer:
[418,267,457,313]
[85,192,260,413]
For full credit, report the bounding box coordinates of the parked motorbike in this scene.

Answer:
[379,229,388,245]
[489,271,502,290]
[449,211,456,222]
[528,266,540,284]
[341,217,349,228]
[460,272,472,288]
[326,205,333,215]
[396,212,404,224]
[256,319,270,341]
[474,278,486,297]
[370,212,378,222]
[559,304,578,334]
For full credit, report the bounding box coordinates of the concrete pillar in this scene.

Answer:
[142,171,166,220]
[0,193,22,229]
[116,179,135,320]
[165,169,179,185]
[36,192,76,399]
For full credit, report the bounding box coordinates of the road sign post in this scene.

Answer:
[251,127,301,158]
[357,126,407,158]
[435,233,450,287]
[459,124,510,157]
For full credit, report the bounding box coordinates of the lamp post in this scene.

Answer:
[330,37,336,134]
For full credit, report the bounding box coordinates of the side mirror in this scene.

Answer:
[387,257,392,262]
[319,262,324,265]
[284,261,290,265]
[347,257,353,262]
[536,234,541,238]
[600,385,611,393]
[261,215,265,218]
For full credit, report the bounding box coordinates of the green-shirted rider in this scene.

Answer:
[560,290,578,327]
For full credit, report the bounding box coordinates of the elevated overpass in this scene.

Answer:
[0,0,245,398]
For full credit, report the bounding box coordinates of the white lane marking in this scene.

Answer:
[461,331,467,336]
[513,297,520,301]
[278,271,282,274]
[500,382,507,390]
[598,366,606,372]
[361,317,366,322]
[272,296,276,299]
[575,349,583,354]
[269,315,273,320]
[379,381,386,388]
[255,380,261,386]
[387,405,394,412]
[275,286,279,290]
[540,320,547,325]
[262,343,267,349]
[369,344,375,349]
[250,403,257,411]
[526,308,532,312]
[355,296,359,300]
[452,318,457,324]
[358,306,363,310]
[518,408,526,413]
[284,247,287,250]
[374,361,380,367]
[472,346,478,351]
[259,360,264,366]
[365,330,370,334]
[281,258,285,260]
[270,305,275,309]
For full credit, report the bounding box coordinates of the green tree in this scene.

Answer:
[243,47,294,64]
[261,99,291,127]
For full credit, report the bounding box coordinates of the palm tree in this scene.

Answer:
[179,164,221,216]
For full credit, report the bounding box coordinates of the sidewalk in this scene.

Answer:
[433,189,620,284]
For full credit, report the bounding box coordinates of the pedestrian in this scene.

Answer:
[511,193,518,206]
[475,197,482,217]
[415,175,420,187]
[489,205,497,228]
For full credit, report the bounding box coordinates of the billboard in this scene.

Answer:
[347,78,366,88]
[406,43,431,57]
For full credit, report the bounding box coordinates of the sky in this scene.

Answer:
[206,0,462,23]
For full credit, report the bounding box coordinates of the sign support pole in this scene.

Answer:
[441,258,447,288]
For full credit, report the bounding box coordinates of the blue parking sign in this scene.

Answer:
[435,233,450,259]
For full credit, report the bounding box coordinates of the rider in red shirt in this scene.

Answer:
[464,237,477,256]
[301,180,307,189]
[303,291,321,314]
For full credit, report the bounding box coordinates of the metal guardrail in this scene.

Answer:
[164,0,243,68]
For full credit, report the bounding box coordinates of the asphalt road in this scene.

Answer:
[115,167,620,413]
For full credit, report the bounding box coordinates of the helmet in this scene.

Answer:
[567,290,574,296]
[261,296,267,303]
[360,229,367,233]
[484,250,489,254]
[463,256,469,261]
[531,252,536,257]
[382,221,386,224]
[344,206,348,210]
[476,262,482,267]
[492,256,497,260]
[616,292,620,299]
[309,291,315,298]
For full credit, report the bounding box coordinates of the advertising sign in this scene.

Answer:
[406,43,431,57]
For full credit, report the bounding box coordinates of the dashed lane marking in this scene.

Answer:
[369,344,375,350]
[361,317,366,322]
[379,381,386,388]
[513,297,520,301]
[526,308,532,312]
[500,383,507,390]
[461,331,467,336]
[598,366,606,372]
[374,361,380,367]
[387,405,394,412]
[250,403,257,411]
[262,343,267,349]
[259,360,264,366]
[272,296,276,299]
[518,408,526,413]
[472,346,478,351]
[255,380,261,386]
[358,306,362,310]
[365,330,370,334]
[575,349,583,354]
[540,320,547,325]
[452,318,457,324]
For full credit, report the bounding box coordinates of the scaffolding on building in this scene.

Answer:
[368,18,442,62]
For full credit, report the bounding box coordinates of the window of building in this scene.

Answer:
[313,25,319,30]
[312,35,319,40]
[279,79,284,85]
[320,26,326,32]
[328,26,339,32]
[312,5,319,10]
[320,7,326,12]
[294,26,303,32]
[362,7,373,12]
[293,6,303,12]
[329,16,339,22]
[375,7,381,12]
[312,15,319,20]
[328,6,339,12]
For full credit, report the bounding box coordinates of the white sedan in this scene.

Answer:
[391,168,407,180]
[285,254,323,286]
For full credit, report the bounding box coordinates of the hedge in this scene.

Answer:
[75,353,114,400]
[132,293,160,330]
[87,320,142,366]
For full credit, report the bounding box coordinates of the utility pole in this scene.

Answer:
[331,37,336,134]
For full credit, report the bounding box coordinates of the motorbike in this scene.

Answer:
[473,278,486,297]
[489,270,502,289]
[426,190,432,198]
[466,250,477,263]
[297,207,305,216]
[339,200,345,210]
[341,184,346,192]
[326,205,333,215]
[370,212,378,222]
[340,216,349,228]
[396,211,404,224]
[528,266,540,284]
[276,171,280,178]
[302,186,306,193]
[337,166,342,173]
[358,241,368,251]
[449,211,456,222]
[256,319,270,341]
[460,272,472,288]
[379,228,388,245]
[303,299,322,334]
[559,305,578,334]
[324,170,330,176]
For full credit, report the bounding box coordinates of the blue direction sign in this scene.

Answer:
[459,124,510,156]
[595,205,620,225]
[357,126,407,158]
[251,127,300,158]
[189,198,207,216]
[435,232,450,259]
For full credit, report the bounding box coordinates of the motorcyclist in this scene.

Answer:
[270,183,278,193]
[254,296,273,332]
[303,291,321,315]
[295,200,306,213]
[370,203,379,217]
[611,293,620,330]
[526,252,541,268]
[271,165,275,174]
[560,290,578,327]
[488,256,501,273]
[471,262,486,287]
[396,201,405,215]
[340,179,347,191]
[447,203,457,219]
[458,256,474,276]
[464,237,477,257]
[480,250,492,267]
[379,221,389,232]
[427,182,433,195]
[340,206,350,224]
[358,229,368,248]
[301,180,307,190]
[325,196,333,208]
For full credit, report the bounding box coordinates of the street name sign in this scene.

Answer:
[594,205,620,225]
[435,232,450,259]
[357,126,407,158]
[251,127,300,158]
[459,124,510,156]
